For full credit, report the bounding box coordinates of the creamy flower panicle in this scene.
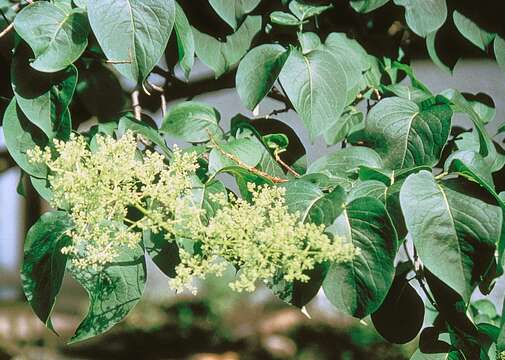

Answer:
[28,132,356,293]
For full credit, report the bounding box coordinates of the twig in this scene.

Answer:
[435,171,448,180]
[208,133,289,184]
[403,240,438,309]
[0,22,14,39]
[266,105,290,118]
[105,59,131,64]
[146,81,167,118]
[131,90,141,120]
[274,150,300,177]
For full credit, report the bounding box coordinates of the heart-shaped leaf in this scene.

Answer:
[88,0,176,83]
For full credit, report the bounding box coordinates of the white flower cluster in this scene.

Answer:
[29,132,356,292]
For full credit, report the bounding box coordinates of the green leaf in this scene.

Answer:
[143,230,180,278]
[3,99,48,177]
[453,11,495,51]
[283,180,347,226]
[371,276,424,344]
[279,48,347,140]
[288,0,333,20]
[400,171,502,302]
[88,0,176,83]
[441,88,492,158]
[193,16,262,78]
[118,113,171,157]
[76,63,126,120]
[324,107,364,146]
[494,36,505,74]
[323,197,398,318]
[350,0,390,13]
[236,44,290,110]
[21,211,72,331]
[323,33,371,105]
[209,0,261,30]
[298,32,321,54]
[426,31,453,74]
[69,243,146,343]
[348,180,387,203]
[14,2,90,72]
[270,263,327,308]
[174,3,195,80]
[270,11,302,26]
[393,0,447,37]
[382,84,431,103]
[364,97,452,169]
[307,146,383,189]
[410,350,460,359]
[161,101,223,143]
[208,137,263,174]
[12,44,77,140]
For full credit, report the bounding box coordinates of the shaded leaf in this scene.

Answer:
[400,171,502,302]
[69,244,146,343]
[323,197,398,318]
[22,211,72,331]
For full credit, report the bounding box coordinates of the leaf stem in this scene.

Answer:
[207,132,289,183]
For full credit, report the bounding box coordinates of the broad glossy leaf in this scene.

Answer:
[236,44,290,110]
[289,0,333,20]
[14,2,90,72]
[193,16,262,78]
[3,99,48,177]
[69,244,146,343]
[209,0,261,30]
[393,0,447,37]
[270,11,301,26]
[382,84,431,104]
[298,32,321,54]
[400,171,502,302]
[350,0,390,13]
[324,107,364,146]
[279,48,347,140]
[323,197,398,318]
[323,33,370,105]
[161,101,223,143]
[453,11,495,51]
[174,3,195,80]
[283,180,346,226]
[364,97,452,169]
[347,180,387,203]
[12,44,77,139]
[22,211,72,331]
[208,137,263,174]
[307,146,383,189]
[494,36,505,74]
[88,0,176,83]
